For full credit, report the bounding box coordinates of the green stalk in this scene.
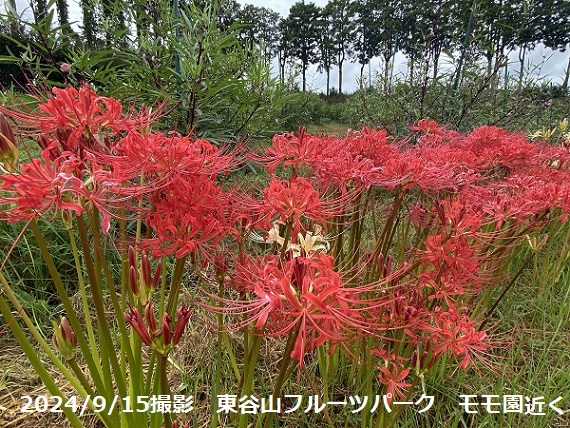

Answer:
[158,354,172,428]
[165,255,188,318]
[0,273,96,400]
[237,330,264,428]
[478,252,533,331]
[0,293,85,428]
[67,225,102,377]
[211,276,225,428]
[29,219,107,397]
[279,220,293,261]
[262,325,300,428]
[75,215,133,425]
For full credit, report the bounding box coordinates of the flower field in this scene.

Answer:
[1,86,569,428]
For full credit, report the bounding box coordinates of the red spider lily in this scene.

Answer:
[52,317,78,361]
[141,210,225,259]
[313,150,383,194]
[410,118,440,134]
[125,304,192,353]
[114,132,233,183]
[422,307,487,370]
[172,306,193,346]
[376,362,412,401]
[0,147,88,222]
[341,127,396,162]
[125,307,153,347]
[141,173,229,260]
[200,253,373,367]
[422,234,479,280]
[252,127,326,173]
[262,176,326,235]
[128,247,162,303]
[0,84,162,154]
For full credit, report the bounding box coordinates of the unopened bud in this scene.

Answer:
[173,306,192,346]
[60,63,71,75]
[125,308,153,347]
[0,112,18,171]
[144,301,157,335]
[161,313,172,346]
[52,317,78,360]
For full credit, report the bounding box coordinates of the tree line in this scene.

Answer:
[2,0,570,94]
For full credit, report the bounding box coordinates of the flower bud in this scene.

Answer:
[142,252,151,287]
[161,313,172,346]
[52,317,78,361]
[0,112,18,172]
[152,261,162,289]
[125,308,153,347]
[129,265,138,296]
[173,306,192,346]
[60,63,71,75]
[144,301,157,335]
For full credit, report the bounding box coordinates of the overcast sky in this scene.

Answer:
[11,0,570,93]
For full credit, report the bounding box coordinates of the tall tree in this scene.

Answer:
[351,0,381,87]
[316,7,336,95]
[56,0,70,28]
[236,5,280,62]
[80,0,97,47]
[534,0,570,90]
[282,1,322,92]
[325,0,354,94]
[473,0,521,76]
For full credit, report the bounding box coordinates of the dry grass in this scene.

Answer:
[305,122,352,137]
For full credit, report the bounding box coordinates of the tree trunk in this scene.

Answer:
[326,68,330,96]
[562,49,570,92]
[384,53,390,92]
[518,44,527,90]
[302,62,307,92]
[432,53,440,81]
[338,54,344,94]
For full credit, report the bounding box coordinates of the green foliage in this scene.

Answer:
[281,91,348,130]
[323,60,570,135]
[0,220,73,327]
[0,0,292,143]
[0,0,76,87]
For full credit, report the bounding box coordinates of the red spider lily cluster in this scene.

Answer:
[2,86,569,416]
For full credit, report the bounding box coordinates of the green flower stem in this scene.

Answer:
[303,363,334,426]
[29,219,107,397]
[85,212,146,428]
[165,255,188,318]
[262,325,300,428]
[75,215,133,425]
[67,358,96,396]
[346,191,365,271]
[478,251,533,331]
[211,277,225,428]
[158,354,172,428]
[67,225,101,378]
[0,292,85,428]
[86,210,137,377]
[237,330,264,428]
[366,191,404,283]
[279,219,293,261]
